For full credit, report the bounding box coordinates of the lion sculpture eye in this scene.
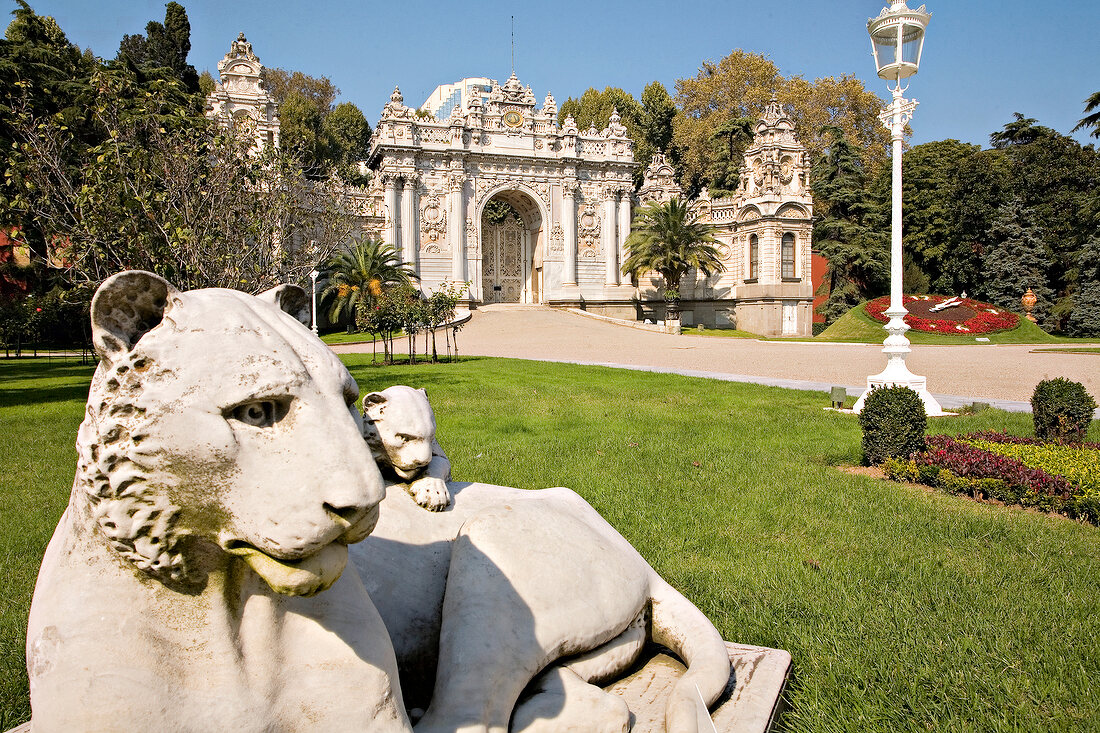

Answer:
[229,400,286,428]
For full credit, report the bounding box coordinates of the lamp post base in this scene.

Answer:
[852,359,947,416]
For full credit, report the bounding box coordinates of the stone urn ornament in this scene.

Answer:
[1021,287,1038,323]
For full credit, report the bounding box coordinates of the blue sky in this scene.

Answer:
[10,0,1099,149]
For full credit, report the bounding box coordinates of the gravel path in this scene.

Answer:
[330,306,1100,411]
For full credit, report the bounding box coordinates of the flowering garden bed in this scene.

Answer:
[864,295,1019,334]
[883,431,1100,524]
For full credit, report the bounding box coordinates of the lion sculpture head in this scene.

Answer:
[76,270,385,595]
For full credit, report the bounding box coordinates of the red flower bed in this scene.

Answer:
[864,295,1019,334]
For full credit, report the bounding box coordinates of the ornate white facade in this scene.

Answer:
[367,73,637,307]
[204,33,813,335]
[204,34,280,150]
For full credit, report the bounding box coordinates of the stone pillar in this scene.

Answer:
[617,190,632,286]
[603,190,618,286]
[401,176,417,268]
[449,175,466,282]
[562,183,577,286]
[383,175,397,252]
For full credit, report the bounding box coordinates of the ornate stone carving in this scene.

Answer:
[420,193,447,246]
[549,222,564,255]
[383,86,413,120]
[638,152,683,204]
[204,33,279,150]
[578,202,601,259]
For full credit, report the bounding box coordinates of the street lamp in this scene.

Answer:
[853,1,944,415]
[309,269,320,336]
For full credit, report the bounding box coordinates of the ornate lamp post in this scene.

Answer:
[309,269,320,336]
[853,0,944,415]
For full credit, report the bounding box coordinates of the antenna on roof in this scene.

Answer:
[510,16,515,75]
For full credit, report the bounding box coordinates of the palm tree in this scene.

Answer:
[621,197,723,322]
[320,237,416,327]
[1073,91,1100,139]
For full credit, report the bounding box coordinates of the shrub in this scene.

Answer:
[1031,378,1097,443]
[859,386,927,466]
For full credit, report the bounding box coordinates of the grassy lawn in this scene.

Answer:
[3,356,1099,732]
[815,302,1085,345]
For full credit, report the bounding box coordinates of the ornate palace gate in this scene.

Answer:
[481,214,525,304]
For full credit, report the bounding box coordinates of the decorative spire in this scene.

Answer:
[390,86,404,105]
[763,96,783,121]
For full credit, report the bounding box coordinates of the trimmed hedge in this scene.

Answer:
[858,385,927,466]
[1031,378,1097,443]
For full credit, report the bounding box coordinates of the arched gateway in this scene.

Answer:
[365,74,637,311]
[479,188,545,304]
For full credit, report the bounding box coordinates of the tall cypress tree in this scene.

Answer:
[116,2,198,93]
[811,126,889,323]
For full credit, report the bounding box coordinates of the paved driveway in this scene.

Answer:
[331,306,1100,410]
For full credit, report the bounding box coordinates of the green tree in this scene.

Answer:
[558,86,645,186]
[323,102,371,184]
[260,67,369,181]
[197,68,214,96]
[639,81,676,156]
[621,197,723,321]
[706,116,753,194]
[5,61,356,293]
[869,140,1008,296]
[989,113,1100,329]
[116,1,199,93]
[1073,91,1100,139]
[0,1,96,267]
[426,280,468,361]
[673,50,890,196]
[980,199,1055,326]
[1066,236,1100,337]
[811,126,889,323]
[321,237,415,326]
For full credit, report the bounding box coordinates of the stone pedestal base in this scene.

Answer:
[605,642,791,732]
[853,362,947,416]
[7,643,791,733]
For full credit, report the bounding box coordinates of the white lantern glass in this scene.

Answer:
[868,2,930,81]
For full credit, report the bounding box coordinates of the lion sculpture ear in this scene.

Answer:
[91,271,178,363]
[258,284,311,327]
[362,392,387,420]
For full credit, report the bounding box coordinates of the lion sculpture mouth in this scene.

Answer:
[223,505,379,596]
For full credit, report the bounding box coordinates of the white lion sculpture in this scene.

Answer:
[27,271,412,732]
[26,271,732,733]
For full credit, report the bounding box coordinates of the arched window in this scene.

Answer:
[749,234,759,280]
[781,233,796,279]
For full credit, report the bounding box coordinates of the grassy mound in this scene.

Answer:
[817,300,1066,344]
